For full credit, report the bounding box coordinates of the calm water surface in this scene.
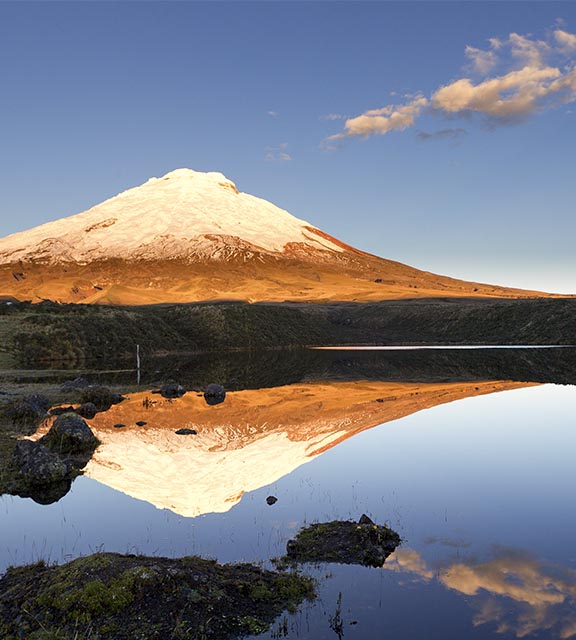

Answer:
[1,348,575,639]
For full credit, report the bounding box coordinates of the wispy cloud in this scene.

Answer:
[267,110,279,118]
[320,113,345,121]
[265,142,292,162]
[555,29,576,52]
[465,43,499,75]
[417,128,467,142]
[325,26,576,144]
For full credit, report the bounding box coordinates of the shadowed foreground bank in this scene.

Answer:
[0,552,315,640]
[1,297,575,368]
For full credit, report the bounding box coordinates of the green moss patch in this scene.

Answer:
[0,552,315,640]
[283,516,401,568]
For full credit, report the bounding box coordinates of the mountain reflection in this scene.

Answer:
[55,379,534,517]
[385,547,576,638]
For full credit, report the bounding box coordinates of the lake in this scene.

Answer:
[1,347,575,639]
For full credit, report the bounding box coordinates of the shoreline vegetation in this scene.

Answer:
[1,297,576,369]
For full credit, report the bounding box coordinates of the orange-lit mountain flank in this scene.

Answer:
[0,169,554,305]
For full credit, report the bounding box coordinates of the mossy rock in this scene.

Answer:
[284,516,401,568]
[0,552,315,640]
[39,412,99,455]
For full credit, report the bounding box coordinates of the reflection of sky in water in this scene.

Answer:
[1,383,576,639]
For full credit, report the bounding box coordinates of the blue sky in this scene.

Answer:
[1,1,575,292]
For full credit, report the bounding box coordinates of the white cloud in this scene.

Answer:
[267,110,279,118]
[325,96,427,143]
[431,65,567,120]
[325,25,576,143]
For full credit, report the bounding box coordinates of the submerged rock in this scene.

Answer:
[40,412,100,455]
[204,383,226,406]
[285,516,401,568]
[266,495,278,506]
[0,552,316,640]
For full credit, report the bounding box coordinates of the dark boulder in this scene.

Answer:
[175,428,197,435]
[266,495,278,506]
[39,413,99,455]
[76,402,97,419]
[135,421,147,427]
[204,383,226,406]
[159,383,186,399]
[5,394,50,424]
[79,386,124,412]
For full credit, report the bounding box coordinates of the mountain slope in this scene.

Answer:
[0,169,555,304]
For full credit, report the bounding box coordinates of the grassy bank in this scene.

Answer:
[1,297,576,368]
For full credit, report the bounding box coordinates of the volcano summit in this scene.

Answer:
[0,169,548,304]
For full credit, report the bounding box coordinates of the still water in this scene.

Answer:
[1,348,575,639]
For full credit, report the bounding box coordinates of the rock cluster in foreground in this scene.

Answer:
[4,411,99,504]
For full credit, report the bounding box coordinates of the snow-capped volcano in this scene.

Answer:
[0,169,550,304]
[0,169,343,263]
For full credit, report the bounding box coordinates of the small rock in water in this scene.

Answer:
[204,383,226,406]
[135,421,147,427]
[159,382,186,399]
[175,428,197,436]
[79,386,124,412]
[285,517,401,567]
[76,402,97,419]
[266,496,278,506]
